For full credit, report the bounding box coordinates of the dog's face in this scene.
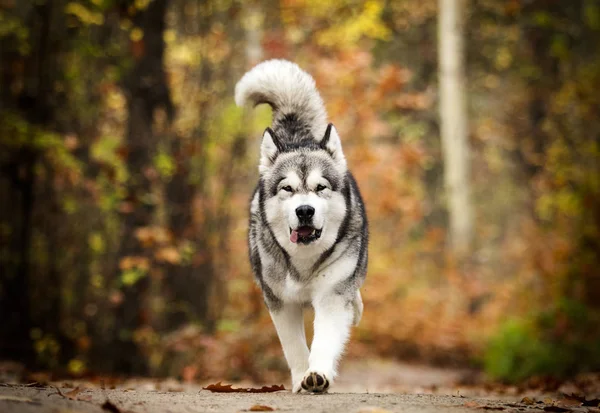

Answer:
[260,125,348,250]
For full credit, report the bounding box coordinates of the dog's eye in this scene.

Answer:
[316,184,327,192]
[282,185,293,192]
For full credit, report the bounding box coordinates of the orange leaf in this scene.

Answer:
[248,405,275,411]
[202,382,285,393]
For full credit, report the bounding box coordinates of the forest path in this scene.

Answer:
[0,384,528,413]
[2,359,596,412]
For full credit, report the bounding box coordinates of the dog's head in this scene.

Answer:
[260,124,348,249]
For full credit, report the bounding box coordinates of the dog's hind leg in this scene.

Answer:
[269,303,309,393]
[302,294,354,393]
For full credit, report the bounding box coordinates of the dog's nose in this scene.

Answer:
[296,205,315,220]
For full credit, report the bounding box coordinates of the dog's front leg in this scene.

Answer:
[269,303,309,393]
[302,293,354,393]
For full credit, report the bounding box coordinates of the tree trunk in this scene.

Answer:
[112,0,173,375]
[438,0,473,256]
[0,0,67,365]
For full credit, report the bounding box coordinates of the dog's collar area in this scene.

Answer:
[289,226,322,244]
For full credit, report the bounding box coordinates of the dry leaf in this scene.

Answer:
[564,394,600,407]
[49,386,81,400]
[521,397,535,405]
[25,382,45,388]
[202,382,285,393]
[248,405,275,411]
[64,386,84,400]
[102,400,122,413]
[556,395,583,407]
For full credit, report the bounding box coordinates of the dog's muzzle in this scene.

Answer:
[289,225,322,244]
[291,205,321,244]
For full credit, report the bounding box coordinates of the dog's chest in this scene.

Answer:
[279,276,313,303]
[277,266,343,304]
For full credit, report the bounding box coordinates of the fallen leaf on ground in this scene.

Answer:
[202,382,285,393]
[521,397,535,405]
[0,395,34,402]
[64,386,84,400]
[49,386,86,401]
[556,395,583,407]
[102,400,121,413]
[25,382,46,388]
[248,405,275,411]
[563,394,600,407]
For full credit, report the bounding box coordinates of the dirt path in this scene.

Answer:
[1,359,597,412]
[0,384,524,413]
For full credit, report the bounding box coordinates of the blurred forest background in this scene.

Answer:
[0,0,599,386]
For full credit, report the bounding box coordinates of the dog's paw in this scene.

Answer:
[300,371,330,393]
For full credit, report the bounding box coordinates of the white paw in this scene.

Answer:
[300,370,330,393]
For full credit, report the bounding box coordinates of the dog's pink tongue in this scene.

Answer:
[290,230,299,243]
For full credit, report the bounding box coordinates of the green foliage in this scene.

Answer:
[65,2,105,26]
[154,151,176,180]
[0,112,83,176]
[484,301,600,382]
[0,10,30,55]
[485,318,557,382]
[121,268,147,286]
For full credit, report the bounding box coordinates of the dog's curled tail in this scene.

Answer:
[234,59,328,139]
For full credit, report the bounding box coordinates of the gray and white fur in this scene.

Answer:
[235,60,368,393]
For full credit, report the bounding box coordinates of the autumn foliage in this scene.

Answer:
[0,0,598,384]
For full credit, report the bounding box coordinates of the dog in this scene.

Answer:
[235,60,368,393]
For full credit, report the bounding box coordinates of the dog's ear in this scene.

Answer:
[259,128,282,174]
[320,124,347,171]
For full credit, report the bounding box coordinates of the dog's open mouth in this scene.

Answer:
[290,226,322,244]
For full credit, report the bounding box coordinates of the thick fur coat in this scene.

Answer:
[235,60,368,393]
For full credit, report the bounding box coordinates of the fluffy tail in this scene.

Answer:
[234,59,328,139]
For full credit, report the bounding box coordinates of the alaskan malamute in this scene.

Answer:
[235,60,368,393]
